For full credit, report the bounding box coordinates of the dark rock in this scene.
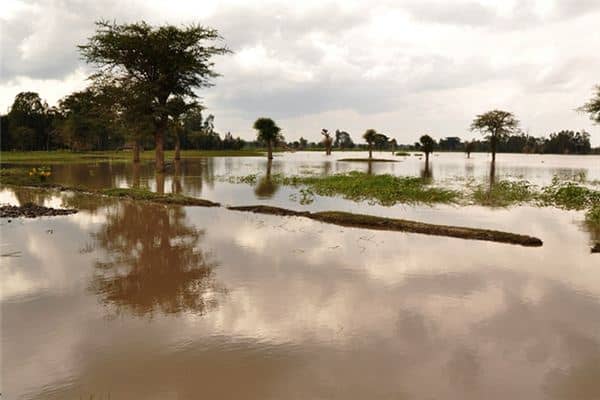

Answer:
[592,243,600,254]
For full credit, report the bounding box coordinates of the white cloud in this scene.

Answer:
[1,0,599,144]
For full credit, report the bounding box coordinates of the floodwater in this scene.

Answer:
[1,152,599,399]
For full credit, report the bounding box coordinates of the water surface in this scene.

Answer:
[1,152,599,399]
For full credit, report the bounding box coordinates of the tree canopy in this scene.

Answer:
[579,85,600,125]
[79,20,231,170]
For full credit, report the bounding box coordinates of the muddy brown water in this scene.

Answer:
[1,152,599,399]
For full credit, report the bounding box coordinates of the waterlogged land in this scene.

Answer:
[1,151,599,399]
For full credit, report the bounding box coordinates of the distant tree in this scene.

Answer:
[299,136,308,150]
[57,88,122,151]
[419,134,435,166]
[79,20,230,171]
[390,138,397,154]
[470,110,519,162]
[373,133,389,151]
[7,92,51,151]
[321,128,333,155]
[465,141,475,158]
[334,130,354,149]
[579,85,600,125]
[167,96,198,161]
[253,118,282,160]
[363,129,377,159]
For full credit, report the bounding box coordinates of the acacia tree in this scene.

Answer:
[253,118,282,160]
[79,20,230,172]
[579,85,600,125]
[363,129,377,159]
[419,134,435,167]
[470,110,519,162]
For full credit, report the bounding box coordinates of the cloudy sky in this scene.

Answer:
[1,0,600,144]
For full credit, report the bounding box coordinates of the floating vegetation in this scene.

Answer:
[279,172,459,206]
[395,151,410,156]
[471,180,537,207]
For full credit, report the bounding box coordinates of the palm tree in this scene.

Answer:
[363,129,377,159]
[419,134,435,167]
[253,117,282,160]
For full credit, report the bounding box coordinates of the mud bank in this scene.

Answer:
[227,205,543,247]
[1,203,78,218]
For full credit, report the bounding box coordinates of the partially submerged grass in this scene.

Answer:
[279,172,459,206]
[471,180,537,207]
[101,188,220,207]
[395,151,410,156]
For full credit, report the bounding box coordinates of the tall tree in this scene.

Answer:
[579,85,600,125]
[419,134,435,167]
[79,20,230,171]
[167,96,199,161]
[7,92,50,151]
[253,118,282,160]
[363,129,377,159]
[470,110,519,163]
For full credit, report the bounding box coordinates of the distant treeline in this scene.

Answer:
[1,91,598,155]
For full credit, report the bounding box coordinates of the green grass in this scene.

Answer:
[101,188,219,206]
[395,151,410,156]
[471,180,537,207]
[0,149,265,164]
[278,172,459,206]
[0,167,57,187]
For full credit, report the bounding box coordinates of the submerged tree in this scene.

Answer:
[363,129,377,159]
[465,141,475,158]
[579,85,600,125]
[253,117,282,160]
[79,20,230,172]
[470,110,519,163]
[419,134,435,168]
[321,128,333,155]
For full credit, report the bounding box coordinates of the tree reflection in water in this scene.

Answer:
[91,202,224,317]
[254,159,279,199]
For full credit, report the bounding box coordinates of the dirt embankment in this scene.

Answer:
[1,203,78,218]
[227,205,543,247]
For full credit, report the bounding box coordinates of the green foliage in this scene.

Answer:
[253,118,282,143]
[419,135,435,154]
[471,180,537,207]
[540,178,600,210]
[362,129,377,144]
[579,85,600,125]
[280,172,459,206]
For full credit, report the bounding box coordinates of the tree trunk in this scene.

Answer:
[156,172,165,194]
[491,135,496,163]
[268,140,273,160]
[132,162,140,188]
[368,144,373,159]
[133,139,140,163]
[425,152,430,166]
[155,127,165,172]
[174,132,181,161]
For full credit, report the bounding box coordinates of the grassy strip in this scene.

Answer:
[227,205,543,247]
[101,188,220,207]
[395,152,411,156]
[337,158,397,162]
[0,149,265,163]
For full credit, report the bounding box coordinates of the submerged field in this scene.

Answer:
[1,151,599,399]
